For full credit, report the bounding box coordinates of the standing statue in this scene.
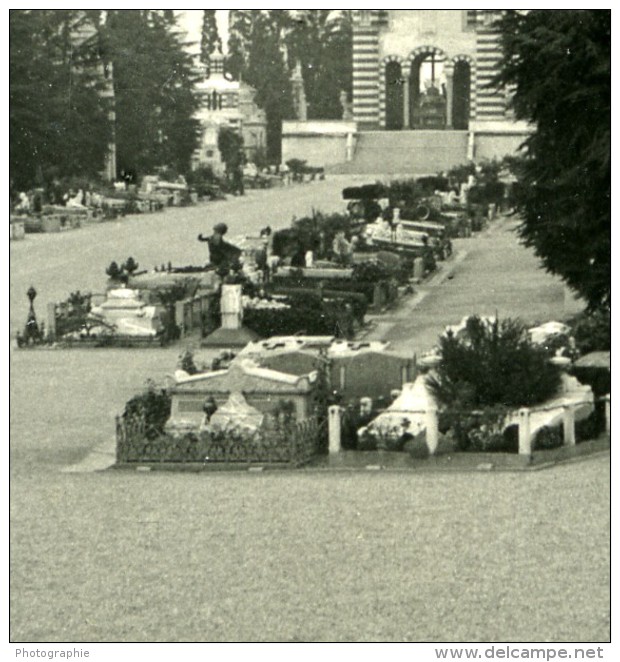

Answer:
[340,90,353,120]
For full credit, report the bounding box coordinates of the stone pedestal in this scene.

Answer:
[413,257,425,280]
[202,284,260,348]
[518,408,532,455]
[10,221,26,240]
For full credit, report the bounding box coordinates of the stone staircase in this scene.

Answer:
[329,130,469,175]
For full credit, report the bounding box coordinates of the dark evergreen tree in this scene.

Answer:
[318,11,353,118]
[10,10,110,189]
[102,10,201,177]
[224,9,352,160]
[495,10,610,310]
[226,9,253,80]
[245,11,293,163]
[200,10,221,72]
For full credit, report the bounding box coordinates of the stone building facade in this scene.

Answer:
[283,10,529,171]
[352,9,512,131]
[191,49,267,173]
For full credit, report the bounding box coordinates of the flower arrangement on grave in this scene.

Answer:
[243,292,356,339]
[272,211,354,262]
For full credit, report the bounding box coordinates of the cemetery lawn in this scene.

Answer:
[10,454,610,642]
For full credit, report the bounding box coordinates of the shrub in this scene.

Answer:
[428,316,561,410]
[123,382,171,439]
[352,260,393,283]
[272,211,354,260]
[569,307,611,354]
[428,316,562,452]
[446,162,476,185]
[533,425,563,451]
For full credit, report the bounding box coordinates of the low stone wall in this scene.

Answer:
[474,133,529,161]
[282,120,357,167]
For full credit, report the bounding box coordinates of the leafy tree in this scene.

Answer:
[200,10,221,72]
[284,10,353,119]
[10,10,110,189]
[217,126,244,173]
[102,10,201,177]
[224,10,353,159]
[495,10,610,310]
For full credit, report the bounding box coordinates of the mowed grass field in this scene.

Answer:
[10,455,610,642]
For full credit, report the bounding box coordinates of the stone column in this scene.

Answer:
[220,284,243,330]
[562,404,576,446]
[518,408,532,455]
[328,405,343,454]
[445,69,454,129]
[425,407,439,455]
[403,69,411,129]
[467,131,475,160]
[604,395,611,435]
[346,132,354,162]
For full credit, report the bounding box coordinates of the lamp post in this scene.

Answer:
[22,286,43,345]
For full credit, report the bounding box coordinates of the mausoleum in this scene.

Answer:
[283,10,532,172]
[192,48,267,173]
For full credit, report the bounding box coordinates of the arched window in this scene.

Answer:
[385,61,404,130]
[410,51,447,129]
[452,60,471,130]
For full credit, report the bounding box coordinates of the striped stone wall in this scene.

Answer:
[474,15,506,121]
[352,11,381,127]
[353,10,510,129]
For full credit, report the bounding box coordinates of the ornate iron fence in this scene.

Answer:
[116,413,325,467]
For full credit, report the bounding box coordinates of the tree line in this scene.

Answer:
[10,9,200,190]
[10,9,353,189]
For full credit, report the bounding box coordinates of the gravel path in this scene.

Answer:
[9,178,608,642]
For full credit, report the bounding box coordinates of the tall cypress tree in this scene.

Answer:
[200,10,220,72]
[283,10,353,119]
[245,11,293,163]
[224,9,353,160]
[226,9,253,80]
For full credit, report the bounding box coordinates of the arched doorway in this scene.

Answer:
[409,51,447,129]
[385,61,404,130]
[452,60,471,130]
